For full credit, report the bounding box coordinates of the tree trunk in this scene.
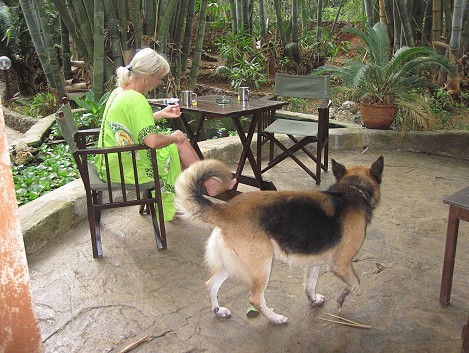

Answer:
[393,0,402,49]
[273,0,287,49]
[423,0,433,43]
[229,0,237,33]
[144,0,156,37]
[181,0,195,78]
[19,0,65,99]
[156,0,178,53]
[103,0,124,71]
[443,0,453,41]
[51,0,90,61]
[259,0,267,44]
[60,19,72,80]
[449,0,466,59]
[188,0,208,88]
[364,0,375,25]
[383,0,395,49]
[395,0,415,46]
[432,0,443,42]
[92,0,104,99]
[317,0,323,42]
[291,0,300,63]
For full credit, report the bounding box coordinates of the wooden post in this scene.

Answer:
[0,100,44,352]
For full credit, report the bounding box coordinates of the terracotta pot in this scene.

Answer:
[360,103,397,129]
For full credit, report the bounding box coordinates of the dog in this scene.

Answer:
[175,156,384,325]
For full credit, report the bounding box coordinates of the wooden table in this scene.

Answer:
[150,95,287,197]
[440,186,469,306]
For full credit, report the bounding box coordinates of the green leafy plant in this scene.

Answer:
[430,89,469,130]
[72,90,110,129]
[13,143,79,206]
[9,92,57,118]
[318,22,456,131]
[216,30,268,90]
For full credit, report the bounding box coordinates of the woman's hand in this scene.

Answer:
[170,130,187,145]
[154,104,181,120]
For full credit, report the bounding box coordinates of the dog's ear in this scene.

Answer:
[370,156,384,183]
[332,159,346,180]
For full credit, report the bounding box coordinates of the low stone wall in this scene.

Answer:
[19,121,469,255]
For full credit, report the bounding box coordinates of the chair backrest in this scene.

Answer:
[274,73,330,99]
[55,98,78,152]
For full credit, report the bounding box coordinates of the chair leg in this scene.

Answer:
[316,147,322,185]
[148,201,167,251]
[323,140,329,171]
[89,191,103,258]
[139,190,151,215]
[440,205,459,306]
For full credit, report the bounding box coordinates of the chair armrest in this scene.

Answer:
[275,110,319,122]
[77,143,150,156]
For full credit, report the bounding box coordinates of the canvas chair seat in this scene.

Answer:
[55,97,167,258]
[264,118,319,136]
[258,73,332,185]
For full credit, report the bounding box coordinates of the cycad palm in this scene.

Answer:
[320,22,456,130]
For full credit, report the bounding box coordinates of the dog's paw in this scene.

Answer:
[213,306,231,319]
[309,294,325,307]
[337,288,351,309]
[269,313,288,325]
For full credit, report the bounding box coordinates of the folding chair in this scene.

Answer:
[55,97,167,258]
[258,73,332,185]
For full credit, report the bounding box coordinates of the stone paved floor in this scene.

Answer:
[28,148,469,353]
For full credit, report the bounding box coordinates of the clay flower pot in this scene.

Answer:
[360,102,397,129]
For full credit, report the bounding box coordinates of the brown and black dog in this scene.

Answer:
[175,156,384,325]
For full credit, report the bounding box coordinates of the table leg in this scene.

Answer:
[462,314,469,353]
[179,112,204,159]
[440,205,460,306]
[232,113,276,191]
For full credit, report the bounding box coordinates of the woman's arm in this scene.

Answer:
[143,129,187,149]
[153,104,181,121]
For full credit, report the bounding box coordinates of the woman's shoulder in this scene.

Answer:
[113,89,148,106]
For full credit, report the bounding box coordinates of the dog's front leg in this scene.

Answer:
[304,265,325,306]
[205,269,231,319]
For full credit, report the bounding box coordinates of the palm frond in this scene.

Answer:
[396,96,438,132]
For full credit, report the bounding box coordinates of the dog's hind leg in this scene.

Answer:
[304,265,325,307]
[331,261,359,309]
[205,228,232,319]
[206,269,231,318]
[248,260,288,325]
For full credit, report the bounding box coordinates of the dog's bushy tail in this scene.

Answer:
[175,159,233,224]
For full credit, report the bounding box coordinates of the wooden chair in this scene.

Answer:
[55,97,167,258]
[257,73,332,185]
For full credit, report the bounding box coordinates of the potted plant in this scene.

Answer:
[319,22,456,130]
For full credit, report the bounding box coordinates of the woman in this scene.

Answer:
[95,48,235,221]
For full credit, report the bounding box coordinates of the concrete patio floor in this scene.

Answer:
[27,148,469,353]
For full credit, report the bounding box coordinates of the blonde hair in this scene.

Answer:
[116,48,170,88]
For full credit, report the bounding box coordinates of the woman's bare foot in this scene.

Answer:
[204,177,237,196]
